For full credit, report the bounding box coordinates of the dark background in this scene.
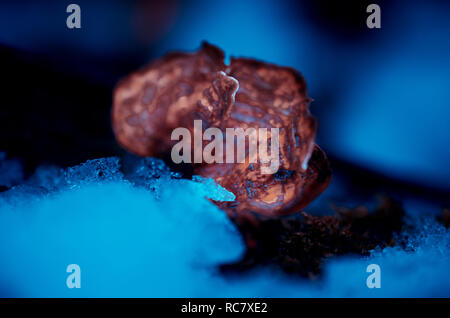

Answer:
[1,0,449,207]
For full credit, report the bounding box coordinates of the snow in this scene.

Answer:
[0,155,448,297]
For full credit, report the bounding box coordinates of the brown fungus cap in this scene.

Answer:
[112,43,331,217]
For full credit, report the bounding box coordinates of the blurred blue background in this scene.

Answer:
[0,0,449,196]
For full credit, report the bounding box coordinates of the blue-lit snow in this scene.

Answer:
[0,156,448,297]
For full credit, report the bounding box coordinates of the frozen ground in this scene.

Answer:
[0,155,448,297]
